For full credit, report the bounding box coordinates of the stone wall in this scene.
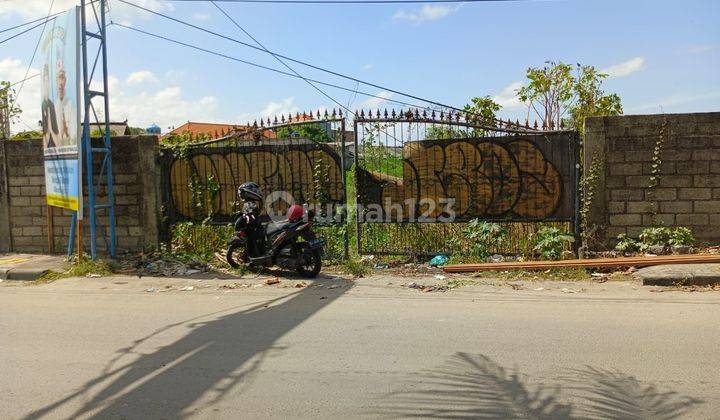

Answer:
[584,112,720,248]
[0,136,161,254]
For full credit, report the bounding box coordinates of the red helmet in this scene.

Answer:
[287,204,305,222]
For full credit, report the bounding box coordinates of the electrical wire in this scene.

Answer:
[0,11,63,35]
[210,1,355,116]
[111,22,429,111]
[0,0,99,35]
[11,0,56,113]
[168,0,524,3]
[9,73,40,87]
[115,0,499,121]
[0,19,52,46]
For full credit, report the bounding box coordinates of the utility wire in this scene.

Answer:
[0,11,63,34]
[210,1,354,116]
[11,0,55,113]
[209,0,410,149]
[9,73,40,87]
[0,0,99,35]
[169,0,524,3]
[115,0,501,121]
[111,22,429,111]
[0,19,52,46]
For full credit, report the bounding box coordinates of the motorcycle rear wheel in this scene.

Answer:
[226,243,247,269]
[296,243,322,278]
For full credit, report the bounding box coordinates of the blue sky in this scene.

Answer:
[1,0,718,132]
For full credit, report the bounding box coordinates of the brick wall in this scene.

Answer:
[584,112,720,249]
[0,136,161,254]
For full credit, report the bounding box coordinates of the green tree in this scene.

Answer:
[426,96,501,139]
[275,123,331,143]
[1,81,22,140]
[570,65,623,134]
[517,61,622,132]
[127,126,146,135]
[11,130,42,139]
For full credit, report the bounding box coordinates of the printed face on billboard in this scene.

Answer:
[41,7,82,214]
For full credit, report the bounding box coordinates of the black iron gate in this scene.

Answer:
[353,109,580,256]
[159,111,350,258]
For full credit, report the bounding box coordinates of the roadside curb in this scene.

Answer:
[635,264,720,286]
[0,267,50,281]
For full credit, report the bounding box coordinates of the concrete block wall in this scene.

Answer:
[0,136,161,254]
[584,112,720,248]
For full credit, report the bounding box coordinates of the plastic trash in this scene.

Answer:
[429,255,448,267]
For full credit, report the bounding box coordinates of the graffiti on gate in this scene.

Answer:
[166,144,344,220]
[358,136,571,221]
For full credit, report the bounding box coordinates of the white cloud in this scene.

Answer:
[688,44,719,54]
[362,64,374,71]
[601,57,645,78]
[164,69,186,84]
[2,57,221,133]
[393,5,460,24]
[0,0,173,21]
[628,91,720,113]
[358,91,393,110]
[193,12,211,21]
[107,84,220,129]
[125,70,158,86]
[0,58,42,132]
[492,81,524,109]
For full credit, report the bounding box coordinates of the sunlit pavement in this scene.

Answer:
[1,274,718,419]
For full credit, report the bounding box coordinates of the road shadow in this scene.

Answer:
[23,277,351,419]
[378,353,702,419]
[563,366,703,419]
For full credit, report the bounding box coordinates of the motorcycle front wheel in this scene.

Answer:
[296,243,322,278]
[226,242,247,269]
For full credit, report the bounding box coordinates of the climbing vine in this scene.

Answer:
[645,115,667,223]
[579,150,603,245]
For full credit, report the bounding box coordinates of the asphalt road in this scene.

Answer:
[1,274,719,419]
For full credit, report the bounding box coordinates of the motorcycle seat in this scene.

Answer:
[265,219,294,236]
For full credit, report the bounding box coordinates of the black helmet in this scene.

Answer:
[238,182,263,202]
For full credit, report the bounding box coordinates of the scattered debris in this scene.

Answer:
[180,286,194,291]
[327,284,339,289]
[295,281,307,288]
[406,282,448,293]
[561,287,580,293]
[534,287,545,291]
[434,274,446,280]
[509,283,523,290]
[264,277,280,285]
[360,255,375,263]
[86,273,102,278]
[429,255,449,267]
[487,254,504,264]
[145,287,156,293]
[373,262,389,269]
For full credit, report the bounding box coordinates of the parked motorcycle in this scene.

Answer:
[226,182,325,277]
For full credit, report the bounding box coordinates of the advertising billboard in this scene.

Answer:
[41,7,82,217]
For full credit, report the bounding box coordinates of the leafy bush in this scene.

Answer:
[614,233,642,254]
[532,227,574,260]
[639,226,694,248]
[669,227,695,246]
[638,227,673,247]
[616,227,695,255]
[462,219,508,258]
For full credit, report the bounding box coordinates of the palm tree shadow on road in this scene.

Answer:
[378,353,702,419]
[23,278,352,419]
